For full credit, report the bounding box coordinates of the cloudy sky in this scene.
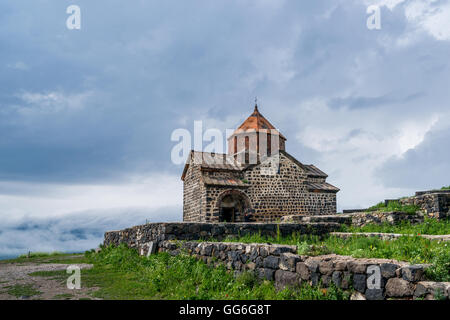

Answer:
[1,0,449,258]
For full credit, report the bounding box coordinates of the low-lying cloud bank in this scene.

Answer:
[0,206,180,260]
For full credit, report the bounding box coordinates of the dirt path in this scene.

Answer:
[0,257,99,300]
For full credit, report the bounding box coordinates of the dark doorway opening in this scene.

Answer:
[221,207,235,223]
[218,191,250,223]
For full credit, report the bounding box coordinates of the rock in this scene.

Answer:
[263,256,280,269]
[246,262,256,271]
[321,274,331,287]
[296,262,311,281]
[310,272,320,286]
[365,289,384,300]
[350,292,366,300]
[402,265,428,282]
[319,260,334,275]
[259,246,269,258]
[385,278,415,297]
[348,261,368,274]
[414,282,448,300]
[380,263,399,279]
[268,245,296,256]
[257,268,275,281]
[332,271,342,288]
[280,253,301,272]
[305,259,319,273]
[341,272,352,289]
[353,274,366,293]
[334,260,347,271]
[274,270,300,290]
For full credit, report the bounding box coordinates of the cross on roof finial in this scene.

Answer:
[254,97,258,112]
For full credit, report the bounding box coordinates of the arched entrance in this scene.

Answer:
[216,190,251,223]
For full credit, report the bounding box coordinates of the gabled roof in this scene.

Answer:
[231,105,286,140]
[280,150,328,178]
[181,151,247,180]
[305,181,340,193]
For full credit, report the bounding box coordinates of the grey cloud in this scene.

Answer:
[0,206,180,260]
[377,128,450,189]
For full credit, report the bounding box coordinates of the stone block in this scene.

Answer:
[353,274,366,293]
[385,278,415,297]
[296,262,311,281]
[380,263,399,279]
[263,256,280,269]
[319,260,334,275]
[280,253,301,272]
[402,265,428,282]
[365,289,384,300]
[414,282,448,300]
[275,270,300,290]
[257,268,275,281]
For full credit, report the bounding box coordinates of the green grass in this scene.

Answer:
[77,245,349,300]
[441,186,450,190]
[366,200,420,214]
[17,251,64,258]
[6,284,41,298]
[340,217,450,235]
[53,293,75,300]
[212,232,449,282]
[0,252,87,265]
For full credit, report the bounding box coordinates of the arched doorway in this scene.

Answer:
[216,190,251,223]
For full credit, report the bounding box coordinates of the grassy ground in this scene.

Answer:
[74,245,349,300]
[4,284,41,298]
[366,200,420,214]
[0,252,87,265]
[340,218,450,235]
[213,232,449,282]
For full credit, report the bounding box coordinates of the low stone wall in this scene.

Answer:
[280,214,351,225]
[349,211,424,227]
[104,222,340,250]
[400,192,450,219]
[280,211,423,228]
[331,232,450,242]
[158,240,449,300]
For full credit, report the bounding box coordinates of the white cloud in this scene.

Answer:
[0,173,182,221]
[292,98,441,209]
[14,90,93,115]
[0,173,182,258]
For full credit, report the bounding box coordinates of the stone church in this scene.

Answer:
[182,103,339,223]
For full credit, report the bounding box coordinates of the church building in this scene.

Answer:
[181,103,339,223]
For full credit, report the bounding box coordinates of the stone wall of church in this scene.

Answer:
[242,153,336,221]
[199,153,337,223]
[183,164,207,222]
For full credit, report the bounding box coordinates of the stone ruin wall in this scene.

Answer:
[158,241,449,300]
[103,222,340,250]
[400,191,450,220]
[104,222,449,300]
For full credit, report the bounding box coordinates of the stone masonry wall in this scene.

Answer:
[400,192,450,220]
[104,222,340,250]
[183,163,207,222]
[200,153,337,223]
[158,241,450,300]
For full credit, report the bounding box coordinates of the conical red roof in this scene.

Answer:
[233,105,285,139]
